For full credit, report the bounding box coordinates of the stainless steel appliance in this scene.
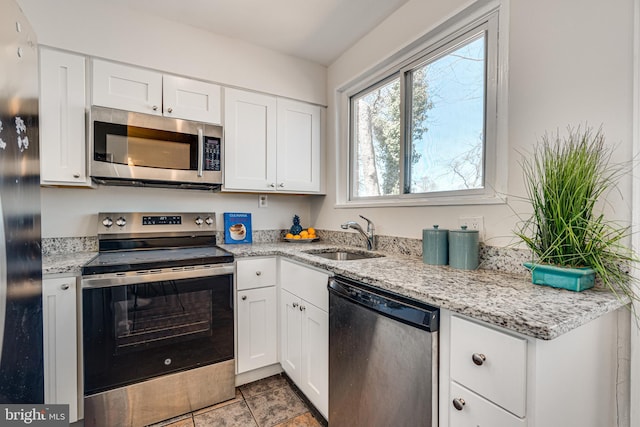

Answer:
[89,106,223,190]
[0,0,44,403]
[81,212,235,427]
[328,276,439,426]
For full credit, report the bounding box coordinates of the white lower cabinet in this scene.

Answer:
[237,286,278,373]
[236,258,278,374]
[42,276,78,423]
[440,308,622,427]
[279,259,329,418]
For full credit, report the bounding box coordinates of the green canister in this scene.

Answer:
[448,226,479,270]
[422,225,448,265]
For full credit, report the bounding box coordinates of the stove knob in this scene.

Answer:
[205,216,214,226]
[116,217,127,227]
[194,216,204,226]
[102,217,113,228]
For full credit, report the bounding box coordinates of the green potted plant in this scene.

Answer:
[515,125,638,302]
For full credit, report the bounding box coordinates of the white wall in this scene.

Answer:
[16,0,325,238]
[313,0,635,247]
[40,187,313,238]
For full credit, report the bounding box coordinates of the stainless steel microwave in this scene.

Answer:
[89,106,223,190]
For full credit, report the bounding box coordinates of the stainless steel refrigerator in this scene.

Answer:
[0,0,44,403]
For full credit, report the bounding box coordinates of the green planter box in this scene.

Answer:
[523,262,595,292]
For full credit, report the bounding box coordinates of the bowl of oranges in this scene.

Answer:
[284,227,318,242]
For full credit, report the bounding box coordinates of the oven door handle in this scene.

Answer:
[81,264,234,289]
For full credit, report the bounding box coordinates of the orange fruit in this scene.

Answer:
[293,235,301,240]
[308,227,316,235]
[300,230,309,238]
[285,233,294,239]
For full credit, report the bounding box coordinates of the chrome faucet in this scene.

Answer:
[341,215,376,250]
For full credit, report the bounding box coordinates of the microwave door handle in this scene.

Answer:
[197,128,204,177]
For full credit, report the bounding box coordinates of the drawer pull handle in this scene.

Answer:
[60,284,70,290]
[256,271,262,276]
[452,398,466,411]
[241,295,247,301]
[472,353,486,366]
[300,305,306,311]
[292,302,299,308]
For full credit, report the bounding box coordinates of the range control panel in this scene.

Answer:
[97,212,215,234]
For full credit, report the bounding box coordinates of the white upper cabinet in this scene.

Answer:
[92,59,221,124]
[162,74,221,123]
[276,99,321,193]
[224,88,277,191]
[224,88,322,194]
[39,48,90,186]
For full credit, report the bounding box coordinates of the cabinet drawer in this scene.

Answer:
[237,258,277,290]
[449,382,525,427]
[280,259,328,311]
[450,316,527,417]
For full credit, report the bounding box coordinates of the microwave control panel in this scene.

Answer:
[204,137,221,171]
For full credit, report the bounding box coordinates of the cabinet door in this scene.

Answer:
[92,59,162,115]
[276,99,321,193]
[42,277,78,422]
[224,88,277,191]
[300,301,328,418]
[162,75,221,124]
[237,287,278,374]
[280,259,328,311]
[39,48,89,186]
[280,289,302,383]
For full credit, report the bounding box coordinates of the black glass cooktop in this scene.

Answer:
[82,246,234,275]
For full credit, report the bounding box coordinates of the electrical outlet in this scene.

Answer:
[459,216,484,240]
[258,194,268,208]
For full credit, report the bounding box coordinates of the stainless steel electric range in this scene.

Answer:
[81,212,235,427]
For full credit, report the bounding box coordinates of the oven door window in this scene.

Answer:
[93,121,197,170]
[83,274,233,395]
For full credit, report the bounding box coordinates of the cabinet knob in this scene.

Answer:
[452,398,466,411]
[60,283,70,291]
[269,183,276,188]
[241,295,247,301]
[472,353,486,366]
[152,105,158,111]
[299,305,306,311]
[292,302,299,308]
[255,271,262,276]
[73,173,80,179]
[167,107,173,113]
[278,183,285,188]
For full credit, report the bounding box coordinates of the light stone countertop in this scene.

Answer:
[220,242,628,341]
[44,242,628,341]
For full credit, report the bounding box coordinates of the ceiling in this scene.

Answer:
[109,0,410,66]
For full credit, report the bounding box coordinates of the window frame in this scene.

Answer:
[337,1,508,207]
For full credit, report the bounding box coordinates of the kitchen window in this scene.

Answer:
[340,4,507,206]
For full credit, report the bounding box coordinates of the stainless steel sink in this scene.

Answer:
[305,250,384,261]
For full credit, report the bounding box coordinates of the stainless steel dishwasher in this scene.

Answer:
[328,276,439,427]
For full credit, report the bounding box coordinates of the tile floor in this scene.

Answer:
[148,374,327,427]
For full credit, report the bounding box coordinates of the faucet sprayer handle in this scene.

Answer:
[359,215,374,232]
